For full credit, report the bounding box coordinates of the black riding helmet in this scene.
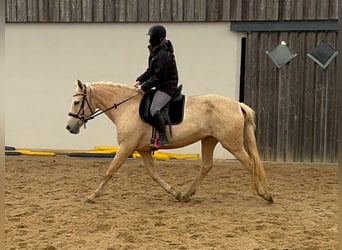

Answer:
[147,25,166,47]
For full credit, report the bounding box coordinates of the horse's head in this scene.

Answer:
[66,80,95,134]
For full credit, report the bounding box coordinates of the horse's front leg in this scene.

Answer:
[85,146,133,203]
[139,151,182,201]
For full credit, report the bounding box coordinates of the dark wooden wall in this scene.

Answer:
[5,0,338,162]
[6,0,338,23]
[244,31,338,162]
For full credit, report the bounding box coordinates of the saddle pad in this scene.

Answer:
[139,91,185,126]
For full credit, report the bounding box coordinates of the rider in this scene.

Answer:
[134,24,179,147]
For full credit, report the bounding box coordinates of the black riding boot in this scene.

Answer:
[153,111,169,147]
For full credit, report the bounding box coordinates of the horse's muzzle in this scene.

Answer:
[66,124,80,134]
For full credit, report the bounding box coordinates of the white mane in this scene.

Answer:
[89,81,136,91]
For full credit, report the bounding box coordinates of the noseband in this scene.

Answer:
[68,84,140,127]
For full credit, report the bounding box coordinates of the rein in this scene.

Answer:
[86,93,140,121]
[68,84,140,126]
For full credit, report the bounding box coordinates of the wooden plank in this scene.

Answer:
[281,0,291,20]
[172,0,182,21]
[256,0,267,20]
[220,0,230,21]
[229,0,242,20]
[285,33,295,161]
[192,0,205,21]
[246,0,255,20]
[244,34,254,111]
[93,0,104,22]
[70,0,82,22]
[244,36,251,108]
[332,53,338,162]
[148,0,160,21]
[115,0,126,22]
[287,32,302,161]
[324,57,335,162]
[6,0,17,22]
[249,33,259,111]
[171,0,183,21]
[265,32,279,161]
[325,32,338,162]
[38,0,49,22]
[240,0,248,20]
[160,0,172,21]
[183,0,194,21]
[267,32,283,160]
[302,32,316,161]
[330,33,338,162]
[291,32,302,161]
[265,0,278,20]
[291,0,304,20]
[126,0,138,22]
[48,0,60,22]
[312,32,327,162]
[256,32,268,160]
[296,32,306,161]
[244,31,260,150]
[316,0,329,19]
[81,0,93,22]
[60,0,72,22]
[329,0,338,19]
[137,0,149,21]
[104,0,115,22]
[275,32,289,161]
[205,0,218,21]
[304,0,317,20]
[16,0,27,22]
[333,99,338,162]
[27,0,39,22]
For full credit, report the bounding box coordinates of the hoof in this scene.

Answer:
[175,192,182,201]
[266,194,274,203]
[84,197,95,204]
[259,193,274,203]
[180,195,191,203]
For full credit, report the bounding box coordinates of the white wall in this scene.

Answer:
[5,23,242,159]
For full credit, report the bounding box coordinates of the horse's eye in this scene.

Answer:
[74,101,80,105]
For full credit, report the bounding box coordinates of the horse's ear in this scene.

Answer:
[75,80,83,90]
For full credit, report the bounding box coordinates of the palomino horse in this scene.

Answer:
[66,80,273,203]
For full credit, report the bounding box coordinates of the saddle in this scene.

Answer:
[139,85,185,127]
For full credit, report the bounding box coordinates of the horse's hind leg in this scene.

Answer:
[85,147,133,203]
[139,151,181,201]
[230,148,273,202]
[180,137,218,202]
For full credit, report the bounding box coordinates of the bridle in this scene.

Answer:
[68,84,139,127]
[68,84,95,126]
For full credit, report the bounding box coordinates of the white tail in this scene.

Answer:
[239,103,268,190]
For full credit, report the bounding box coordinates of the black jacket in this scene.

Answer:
[137,40,179,96]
